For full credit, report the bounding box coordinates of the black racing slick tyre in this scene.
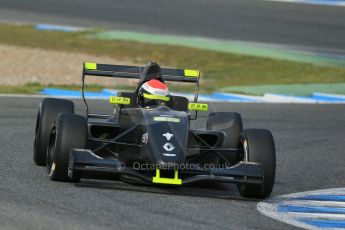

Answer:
[237,129,276,199]
[33,98,74,166]
[46,113,87,182]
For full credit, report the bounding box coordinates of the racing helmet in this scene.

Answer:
[138,79,170,107]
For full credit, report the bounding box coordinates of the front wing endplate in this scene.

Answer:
[152,169,182,185]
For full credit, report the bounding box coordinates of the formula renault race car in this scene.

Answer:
[33,62,276,198]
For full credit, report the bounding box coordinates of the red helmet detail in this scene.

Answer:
[141,79,169,96]
[138,79,170,107]
[146,79,167,90]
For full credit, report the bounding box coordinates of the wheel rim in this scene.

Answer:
[243,139,249,162]
[238,136,248,162]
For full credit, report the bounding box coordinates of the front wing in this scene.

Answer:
[68,149,264,186]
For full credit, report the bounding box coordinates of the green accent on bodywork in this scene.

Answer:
[188,103,208,111]
[88,31,345,67]
[152,169,182,185]
[84,62,97,70]
[153,116,180,123]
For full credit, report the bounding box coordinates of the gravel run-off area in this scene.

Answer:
[0,44,133,86]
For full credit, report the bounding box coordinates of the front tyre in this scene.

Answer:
[33,98,74,166]
[46,113,87,182]
[237,129,276,199]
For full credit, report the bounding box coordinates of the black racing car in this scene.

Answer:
[33,62,276,199]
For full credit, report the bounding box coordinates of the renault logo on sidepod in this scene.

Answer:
[163,143,175,152]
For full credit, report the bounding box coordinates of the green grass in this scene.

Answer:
[0,83,196,95]
[0,23,345,93]
[0,83,43,95]
[0,83,104,94]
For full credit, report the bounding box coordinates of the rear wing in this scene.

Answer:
[81,62,201,119]
[83,62,200,83]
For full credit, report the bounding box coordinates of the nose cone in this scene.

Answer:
[141,107,188,166]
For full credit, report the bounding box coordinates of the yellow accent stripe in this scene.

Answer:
[152,169,182,185]
[109,96,131,105]
[188,103,208,111]
[143,93,170,101]
[84,62,97,70]
[184,69,200,77]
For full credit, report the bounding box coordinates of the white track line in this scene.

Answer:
[283,212,345,221]
[264,0,345,6]
[283,200,345,208]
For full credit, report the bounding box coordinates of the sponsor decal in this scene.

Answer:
[109,96,131,105]
[163,143,175,152]
[142,132,148,144]
[153,116,180,123]
[188,103,208,111]
[162,132,173,141]
[163,153,176,157]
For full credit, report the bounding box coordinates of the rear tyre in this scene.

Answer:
[206,112,243,164]
[33,98,74,166]
[237,129,276,199]
[46,113,87,182]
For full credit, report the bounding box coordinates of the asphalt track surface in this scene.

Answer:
[1,0,345,54]
[0,96,344,229]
